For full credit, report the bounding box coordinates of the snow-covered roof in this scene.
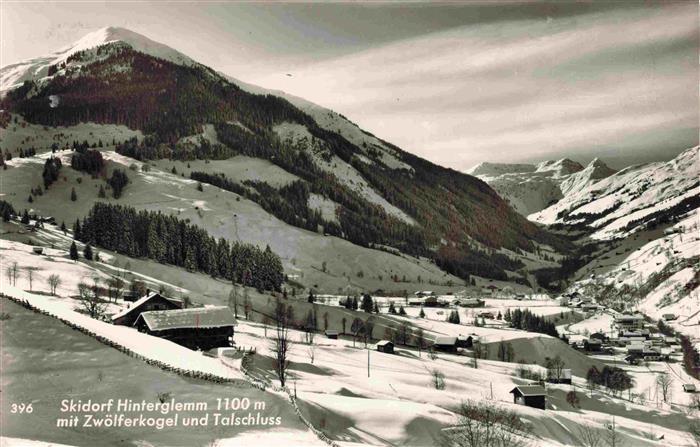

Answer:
[434,336,457,346]
[137,306,236,331]
[510,385,546,396]
[111,291,161,321]
[376,340,393,347]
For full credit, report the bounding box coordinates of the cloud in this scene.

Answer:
[249,3,698,170]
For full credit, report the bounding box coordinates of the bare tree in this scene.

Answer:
[228,286,239,318]
[77,282,107,319]
[656,373,673,403]
[25,267,37,291]
[546,355,566,382]
[576,423,603,447]
[440,400,531,447]
[415,328,426,357]
[307,344,316,364]
[7,262,20,286]
[106,276,124,303]
[270,299,292,387]
[243,288,251,319]
[47,274,61,295]
[351,318,364,348]
[432,369,446,390]
[604,417,624,447]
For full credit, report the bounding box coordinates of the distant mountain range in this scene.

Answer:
[466,157,617,217]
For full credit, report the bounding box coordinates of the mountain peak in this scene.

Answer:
[62,26,194,67]
[535,158,584,176]
[0,26,195,94]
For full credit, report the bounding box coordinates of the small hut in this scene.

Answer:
[325,330,339,339]
[510,385,546,410]
[376,340,394,354]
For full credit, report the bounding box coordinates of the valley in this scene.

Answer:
[0,25,698,447]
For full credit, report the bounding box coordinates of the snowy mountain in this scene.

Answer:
[531,147,699,240]
[0,27,197,95]
[0,27,569,286]
[466,157,616,216]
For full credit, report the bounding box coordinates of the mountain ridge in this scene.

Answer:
[0,27,570,285]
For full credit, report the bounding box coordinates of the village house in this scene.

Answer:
[112,292,182,326]
[510,385,546,410]
[583,338,603,352]
[376,340,394,354]
[433,336,458,352]
[133,306,236,350]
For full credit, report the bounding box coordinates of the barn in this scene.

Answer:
[376,340,394,354]
[133,306,236,350]
[111,292,182,326]
[325,330,339,339]
[510,385,546,410]
[434,336,458,352]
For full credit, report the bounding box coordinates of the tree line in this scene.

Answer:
[504,308,559,338]
[76,202,284,291]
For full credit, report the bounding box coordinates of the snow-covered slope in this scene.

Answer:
[531,146,699,240]
[0,27,196,94]
[468,157,616,216]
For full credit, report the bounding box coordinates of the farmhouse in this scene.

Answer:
[583,338,603,352]
[112,292,182,326]
[434,336,458,352]
[376,340,394,354]
[134,306,236,350]
[510,385,546,410]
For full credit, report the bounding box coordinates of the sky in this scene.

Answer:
[1,1,698,170]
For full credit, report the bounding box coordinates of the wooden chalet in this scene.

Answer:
[510,385,546,410]
[434,336,458,352]
[134,306,236,350]
[111,292,181,326]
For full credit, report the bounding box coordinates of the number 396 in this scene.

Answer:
[10,403,33,413]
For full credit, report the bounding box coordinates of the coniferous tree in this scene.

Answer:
[361,294,373,313]
[388,302,397,314]
[83,244,93,260]
[69,242,79,260]
[70,187,77,201]
[21,209,30,224]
